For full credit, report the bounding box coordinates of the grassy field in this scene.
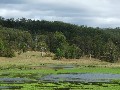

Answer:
[0,51,120,90]
[0,51,120,67]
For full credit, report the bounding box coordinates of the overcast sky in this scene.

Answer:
[0,0,120,27]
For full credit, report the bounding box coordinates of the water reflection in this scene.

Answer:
[40,73,120,83]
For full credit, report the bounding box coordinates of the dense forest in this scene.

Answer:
[0,16,120,63]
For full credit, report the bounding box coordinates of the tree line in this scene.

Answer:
[0,16,120,62]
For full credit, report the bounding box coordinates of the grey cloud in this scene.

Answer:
[0,0,120,27]
[0,0,25,4]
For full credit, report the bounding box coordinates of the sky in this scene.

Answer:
[0,0,120,27]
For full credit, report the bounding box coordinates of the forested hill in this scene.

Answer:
[0,17,120,63]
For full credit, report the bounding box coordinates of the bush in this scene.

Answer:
[103,40,119,63]
[65,44,82,59]
[55,48,64,59]
[54,44,82,60]
[3,48,15,58]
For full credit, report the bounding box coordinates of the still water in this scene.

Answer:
[40,73,120,83]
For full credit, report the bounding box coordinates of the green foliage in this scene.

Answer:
[52,31,67,52]
[3,48,15,58]
[0,38,15,57]
[103,40,119,63]
[65,44,82,59]
[37,41,48,52]
[32,35,48,51]
[0,38,4,56]
[55,48,64,59]
[0,38,4,51]
[19,42,28,53]
[0,17,120,62]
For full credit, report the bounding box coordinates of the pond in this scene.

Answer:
[0,73,120,89]
[32,64,76,69]
[0,73,120,84]
[0,86,23,89]
[46,64,76,69]
[0,78,35,89]
[40,73,120,83]
[0,78,35,84]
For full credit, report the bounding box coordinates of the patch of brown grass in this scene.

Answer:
[0,51,120,67]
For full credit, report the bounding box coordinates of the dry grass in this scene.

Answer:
[0,51,120,67]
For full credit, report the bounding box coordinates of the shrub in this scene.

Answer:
[3,48,15,58]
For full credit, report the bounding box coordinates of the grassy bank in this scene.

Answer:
[0,68,120,90]
[0,51,120,67]
[0,51,120,79]
[0,51,120,90]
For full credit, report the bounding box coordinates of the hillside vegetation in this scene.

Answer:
[0,17,120,63]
